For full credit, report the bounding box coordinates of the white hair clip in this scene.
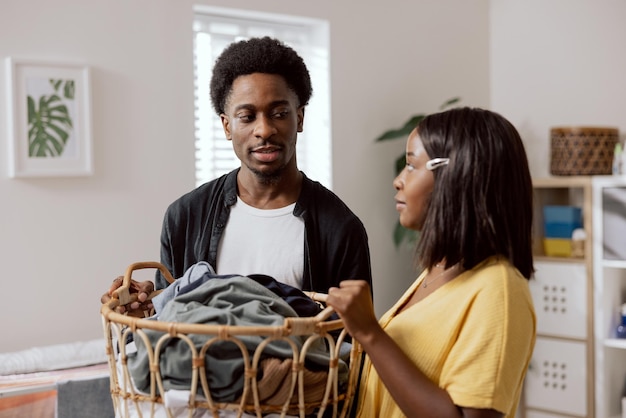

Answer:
[426,158,450,171]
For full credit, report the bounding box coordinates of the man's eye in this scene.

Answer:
[272,110,289,119]
[406,163,415,172]
[237,114,254,122]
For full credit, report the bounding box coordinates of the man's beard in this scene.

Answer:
[250,165,284,185]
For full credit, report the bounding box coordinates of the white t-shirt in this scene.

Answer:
[216,197,305,289]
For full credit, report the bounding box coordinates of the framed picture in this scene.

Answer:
[5,58,93,177]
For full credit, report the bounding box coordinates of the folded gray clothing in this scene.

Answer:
[154,261,325,318]
[128,275,348,402]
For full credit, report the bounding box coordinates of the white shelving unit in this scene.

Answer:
[592,176,626,418]
[525,177,594,418]
[523,176,626,418]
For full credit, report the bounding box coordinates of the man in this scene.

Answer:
[103,36,371,313]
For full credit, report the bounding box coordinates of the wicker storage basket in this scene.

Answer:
[101,262,362,418]
[550,126,619,175]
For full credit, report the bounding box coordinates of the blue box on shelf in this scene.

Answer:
[543,205,582,238]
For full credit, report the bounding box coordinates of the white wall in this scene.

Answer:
[0,0,196,352]
[8,0,624,356]
[490,0,626,177]
[0,0,490,352]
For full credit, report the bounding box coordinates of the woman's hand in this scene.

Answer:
[327,280,380,343]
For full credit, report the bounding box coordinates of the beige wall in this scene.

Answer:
[490,0,626,175]
[0,0,491,352]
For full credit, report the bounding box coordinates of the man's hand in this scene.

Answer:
[100,276,155,317]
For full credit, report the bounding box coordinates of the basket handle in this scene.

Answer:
[303,292,339,322]
[113,261,175,306]
[314,305,337,322]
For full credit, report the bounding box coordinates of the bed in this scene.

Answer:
[0,338,113,418]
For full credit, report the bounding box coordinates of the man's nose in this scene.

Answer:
[253,115,277,138]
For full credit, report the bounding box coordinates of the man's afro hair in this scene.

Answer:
[209,36,313,115]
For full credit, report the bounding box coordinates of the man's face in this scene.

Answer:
[220,73,304,183]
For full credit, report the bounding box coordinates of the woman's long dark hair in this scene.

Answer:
[416,107,534,279]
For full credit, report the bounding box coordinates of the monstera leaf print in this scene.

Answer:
[50,79,75,100]
[27,79,75,157]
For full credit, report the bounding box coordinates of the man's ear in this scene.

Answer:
[220,113,232,140]
[297,106,305,133]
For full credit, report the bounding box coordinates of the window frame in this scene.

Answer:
[192,6,332,189]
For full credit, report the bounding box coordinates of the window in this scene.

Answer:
[192,6,332,189]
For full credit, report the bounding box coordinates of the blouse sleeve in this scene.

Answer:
[440,266,536,413]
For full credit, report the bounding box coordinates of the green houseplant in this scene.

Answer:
[375,97,461,247]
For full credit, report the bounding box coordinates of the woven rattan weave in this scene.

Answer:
[550,126,619,175]
[101,262,362,418]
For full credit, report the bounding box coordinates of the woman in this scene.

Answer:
[327,107,536,418]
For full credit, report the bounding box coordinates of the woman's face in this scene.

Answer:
[393,128,435,231]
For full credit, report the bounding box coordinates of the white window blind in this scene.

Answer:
[192,6,332,189]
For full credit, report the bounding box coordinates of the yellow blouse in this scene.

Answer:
[355,257,536,418]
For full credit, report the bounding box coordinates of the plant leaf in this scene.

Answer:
[393,221,407,247]
[393,220,420,248]
[395,154,406,176]
[63,80,75,100]
[376,98,462,143]
[28,94,73,157]
[375,114,426,142]
[439,97,461,110]
[50,79,63,92]
[49,79,75,100]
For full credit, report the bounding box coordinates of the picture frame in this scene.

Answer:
[5,58,93,177]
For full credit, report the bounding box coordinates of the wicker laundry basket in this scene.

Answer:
[101,262,362,418]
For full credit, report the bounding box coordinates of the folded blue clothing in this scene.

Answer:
[151,261,215,314]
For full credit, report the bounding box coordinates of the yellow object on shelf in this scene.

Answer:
[543,238,572,257]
